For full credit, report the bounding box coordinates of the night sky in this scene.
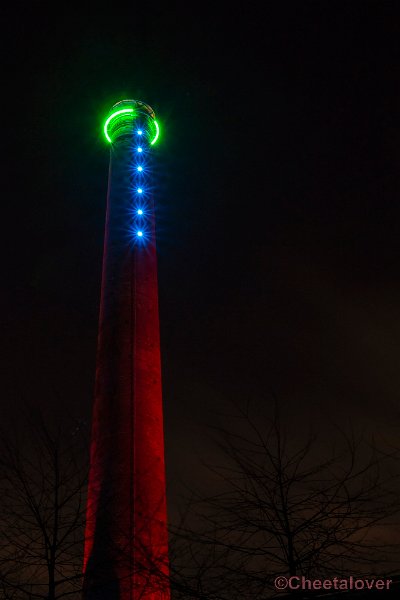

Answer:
[2,2,400,509]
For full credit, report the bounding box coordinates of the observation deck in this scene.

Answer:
[103,99,159,145]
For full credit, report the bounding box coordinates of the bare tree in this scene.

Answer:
[0,412,88,599]
[0,409,170,600]
[169,404,400,599]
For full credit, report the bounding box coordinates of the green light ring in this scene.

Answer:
[150,120,160,145]
[104,108,134,143]
[104,108,160,145]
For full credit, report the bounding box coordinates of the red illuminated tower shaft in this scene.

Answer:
[83,101,169,599]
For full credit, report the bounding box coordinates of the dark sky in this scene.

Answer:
[2,2,400,501]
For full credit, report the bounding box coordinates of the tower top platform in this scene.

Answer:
[103,99,159,145]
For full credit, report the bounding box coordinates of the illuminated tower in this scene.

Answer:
[83,100,169,599]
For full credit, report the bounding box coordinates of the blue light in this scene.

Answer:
[137,147,143,153]
[137,231,143,237]
[137,166,143,172]
[137,129,143,135]
[137,209,143,215]
[137,188,143,194]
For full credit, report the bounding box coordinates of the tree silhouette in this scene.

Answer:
[0,412,87,599]
[169,404,400,599]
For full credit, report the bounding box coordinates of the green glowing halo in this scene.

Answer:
[150,120,159,145]
[103,106,160,145]
[104,108,134,143]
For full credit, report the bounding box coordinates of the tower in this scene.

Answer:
[83,100,169,599]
